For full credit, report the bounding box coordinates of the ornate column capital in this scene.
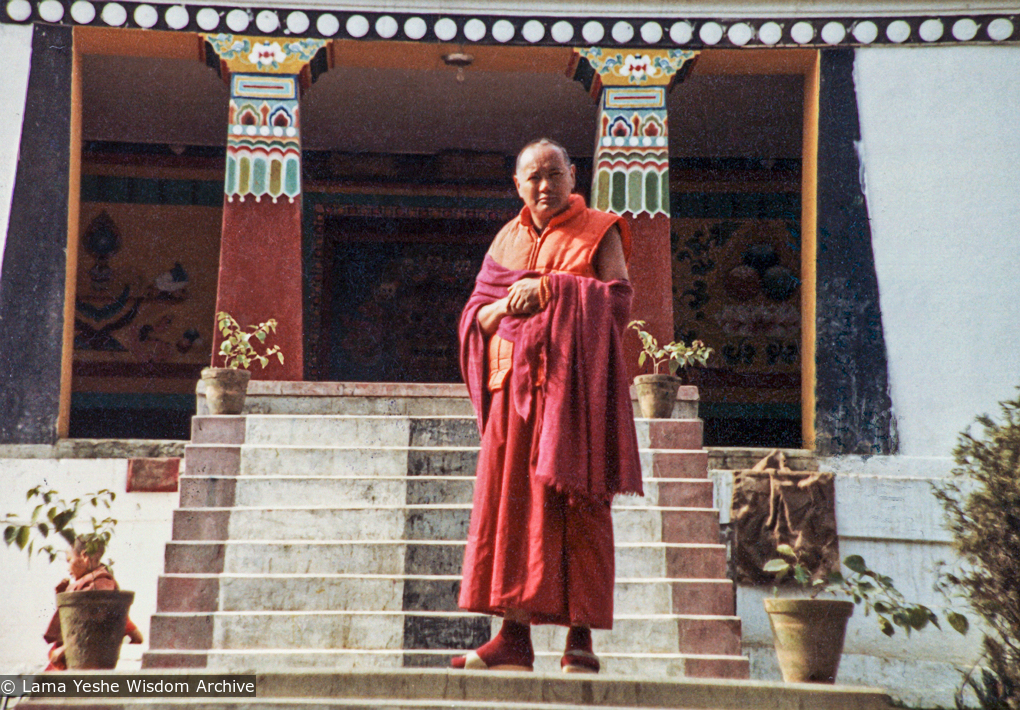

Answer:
[572,48,699,97]
[202,34,327,77]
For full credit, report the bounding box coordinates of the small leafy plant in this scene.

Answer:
[627,320,713,376]
[215,311,284,370]
[764,544,969,638]
[3,487,117,569]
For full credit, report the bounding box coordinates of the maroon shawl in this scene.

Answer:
[459,256,642,503]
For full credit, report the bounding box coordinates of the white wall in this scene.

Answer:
[0,24,33,284]
[0,459,176,673]
[855,45,1020,458]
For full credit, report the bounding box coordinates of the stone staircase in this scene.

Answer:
[141,390,748,678]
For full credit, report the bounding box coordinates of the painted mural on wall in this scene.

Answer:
[328,241,488,383]
[672,217,801,404]
[73,204,221,393]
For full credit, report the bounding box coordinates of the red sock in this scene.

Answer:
[451,619,534,670]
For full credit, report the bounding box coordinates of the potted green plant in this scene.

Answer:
[4,487,138,670]
[627,320,713,418]
[762,544,968,684]
[202,311,284,415]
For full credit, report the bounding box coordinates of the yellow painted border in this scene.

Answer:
[57,31,83,439]
[800,51,820,451]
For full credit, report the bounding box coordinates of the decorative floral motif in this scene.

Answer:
[578,47,698,86]
[248,41,286,69]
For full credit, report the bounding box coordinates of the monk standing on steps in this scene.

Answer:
[454,138,643,674]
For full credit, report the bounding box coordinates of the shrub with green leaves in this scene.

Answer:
[3,487,116,566]
[936,388,1020,709]
[627,320,713,376]
[765,545,968,638]
[215,311,284,370]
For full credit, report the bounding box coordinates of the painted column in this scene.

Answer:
[203,35,326,381]
[573,49,698,374]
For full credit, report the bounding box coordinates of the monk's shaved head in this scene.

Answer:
[515,138,572,173]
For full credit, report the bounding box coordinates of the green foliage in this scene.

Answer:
[936,388,1020,709]
[765,545,968,639]
[3,487,117,569]
[627,320,713,376]
[215,311,284,371]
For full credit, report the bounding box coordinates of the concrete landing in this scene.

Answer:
[17,669,894,710]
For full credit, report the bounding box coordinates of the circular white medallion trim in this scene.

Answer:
[259,126,270,136]
[316,13,339,36]
[245,125,257,136]
[70,0,96,23]
[852,21,878,44]
[988,18,1013,41]
[821,21,846,44]
[464,18,486,41]
[758,21,782,45]
[699,22,723,45]
[613,137,624,147]
[196,7,218,30]
[285,127,297,137]
[655,137,666,146]
[39,0,64,22]
[434,17,457,41]
[403,17,426,40]
[133,4,156,26]
[641,22,663,44]
[919,18,943,42]
[582,21,604,44]
[286,11,308,34]
[669,21,693,44]
[601,137,612,147]
[790,21,814,44]
[551,21,573,43]
[225,8,248,32]
[492,19,515,42]
[346,14,369,38]
[256,10,278,33]
[6,0,32,22]
[102,2,125,25]
[642,136,652,146]
[886,20,911,43]
[273,126,284,137]
[376,15,398,38]
[231,125,243,135]
[728,22,753,46]
[628,137,639,147]
[952,18,978,41]
[611,21,634,44]
[522,19,545,43]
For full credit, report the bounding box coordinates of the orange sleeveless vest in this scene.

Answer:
[486,195,630,391]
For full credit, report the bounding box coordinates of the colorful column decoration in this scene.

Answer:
[571,48,698,376]
[202,34,328,381]
[575,48,698,218]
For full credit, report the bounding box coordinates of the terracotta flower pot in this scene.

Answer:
[57,590,135,670]
[764,598,854,683]
[201,367,251,415]
[634,373,682,418]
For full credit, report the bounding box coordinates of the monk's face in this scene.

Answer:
[67,548,95,578]
[513,144,576,231]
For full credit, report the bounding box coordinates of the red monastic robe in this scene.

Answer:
[457,195,642,629]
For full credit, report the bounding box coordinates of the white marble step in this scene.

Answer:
[149,611,737,654]
[156,572,730,617]
[163,539,727,579]
[171,505,722,545]
[179,475,714,509]
[140,647,750,677]
[234,415,702,451]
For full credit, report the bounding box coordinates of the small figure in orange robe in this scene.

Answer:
[455,139,643,674]
[43,536,143,671]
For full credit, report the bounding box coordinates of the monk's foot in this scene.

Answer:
[451,619,533,671]
[561,626,600,674]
